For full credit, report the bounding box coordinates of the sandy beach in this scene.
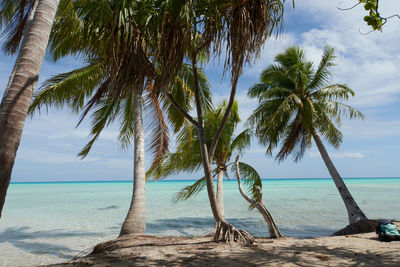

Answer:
[48,229,400,267]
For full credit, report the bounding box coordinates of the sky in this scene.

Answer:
[1,0,399,182]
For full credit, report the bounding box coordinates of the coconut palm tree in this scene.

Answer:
[29,0,212,237]
[28,0,163,236]
[0,0,59,218]
[148,100,282,238]
[152,0,286,243]
[248,46,368,225]
[29,60,210,236]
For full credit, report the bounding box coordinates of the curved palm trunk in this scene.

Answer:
[0,0,59,218]
[197,128,223,224]
[216,170,224,219]
[119,90,146,236]
[311,130,367,224]
[234,156,282,238]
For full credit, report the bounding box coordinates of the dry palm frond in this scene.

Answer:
[223,0,284,81]
[155,10,188,94]
[145,81,170,168]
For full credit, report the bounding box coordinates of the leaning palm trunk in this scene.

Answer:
[119,90,146,236]
[6,0,39,90]
[0,0,60,218]
[190,57,253,244]
[311,130,367,224]
[234,155,282,238]
[216,170,224,219]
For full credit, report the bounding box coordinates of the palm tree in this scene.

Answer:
[29,61,210,236]
[29,1,212,237]
[248,46,368,225]
[0,0,59,218]
[151,0,286,243]
[148,101,282,238]
[28,0,163,236]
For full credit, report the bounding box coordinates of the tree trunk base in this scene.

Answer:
[214,221,255,245]
[333,219,388,236]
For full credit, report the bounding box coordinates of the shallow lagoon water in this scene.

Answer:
[1,178,399,266]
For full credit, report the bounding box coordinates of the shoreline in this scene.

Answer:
[47,231,400,266]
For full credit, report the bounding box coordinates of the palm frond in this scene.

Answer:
[145,83,170,168]
[308,46,335,90]
[276,111,309,162]
[231,161,262,209]
[162,63,212,133]
[312,84,354,101]
[117,90,135,149]
[29,61,105,115]
[175,176,206,202]
[230,128,253,154]
[78,96,121,158]
[322,100,365,122]
[313,102,343,148]
[0,0,36,55]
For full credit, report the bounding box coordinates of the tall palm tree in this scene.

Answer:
[29,1,212,236]
[29,60,210,236]
[248,46,368,225]
[29,0,162,236]
[151,0,286,243]
[0,0,59,218]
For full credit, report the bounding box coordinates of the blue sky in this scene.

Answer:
[1,1,399,182]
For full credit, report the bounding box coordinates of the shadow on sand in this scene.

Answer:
[46,235,400,267]
[146,216,338,238]
[0,226,107,259]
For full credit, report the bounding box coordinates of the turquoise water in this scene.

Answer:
[0,178,399,266]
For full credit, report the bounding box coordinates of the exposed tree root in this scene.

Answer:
[214,221,255,245]
[333,219,399,236]
[92,239,120,255]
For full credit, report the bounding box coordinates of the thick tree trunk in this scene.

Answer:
[311,130,367,224]
[119,90,146,236]
[234,155,282,238]
[216,170,224,219]
[6,0,39,90]
[0,0,59,218]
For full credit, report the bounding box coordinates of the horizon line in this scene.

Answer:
[10,176,400,184]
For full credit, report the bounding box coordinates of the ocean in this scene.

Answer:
[0,178,399,266]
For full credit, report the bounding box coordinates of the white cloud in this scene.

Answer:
[244,1,400,110]
[342,119,400,139]
[244,33,297,77]
[308,151,365,159]
[17,149,101,164]
[47,128,120,141]
[17,148,134,169]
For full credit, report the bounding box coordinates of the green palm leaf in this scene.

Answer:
[175,176,207,202]
[28,60,106,115]
[230,161,262,209]
[248,45,364,161]
[308,46,335,90]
